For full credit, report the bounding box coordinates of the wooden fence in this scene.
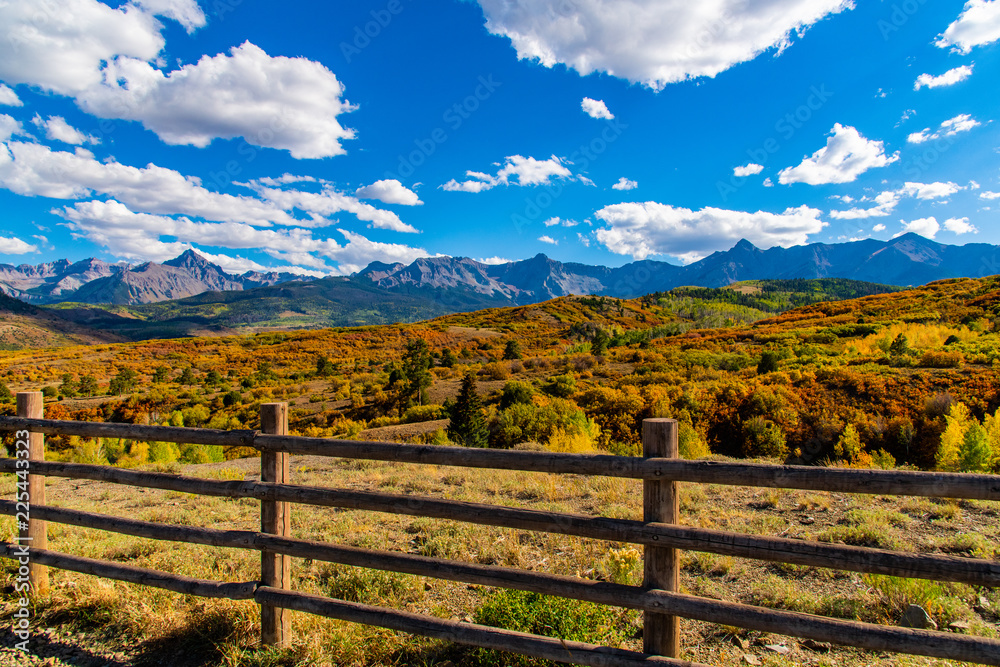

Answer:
[2,391,1000,665]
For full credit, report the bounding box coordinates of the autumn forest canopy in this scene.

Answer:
[3,277,1000,475]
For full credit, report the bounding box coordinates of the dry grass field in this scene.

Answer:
[1,453,998,667]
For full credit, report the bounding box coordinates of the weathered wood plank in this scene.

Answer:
[254,586,709,667]
[259,403,291,648]
[4,500,999,663]
[2,458,998,586]
[0,543,256,599]
[16,393,48,596]
[0,416,254,449]
[643,419,680,657]
[2,417,999,499]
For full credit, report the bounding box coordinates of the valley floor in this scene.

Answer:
[1,455,998,667]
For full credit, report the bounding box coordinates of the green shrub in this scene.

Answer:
[472,590,630,666]
[402,404,445,423]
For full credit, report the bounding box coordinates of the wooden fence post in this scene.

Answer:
[260,403,291,647]
[17,392,49,596]
[642,418,679,658]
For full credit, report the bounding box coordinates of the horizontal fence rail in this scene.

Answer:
[2,400,1000,666]
[4,416,1000,499]
[2,500,998,662]
[2,458,997,586]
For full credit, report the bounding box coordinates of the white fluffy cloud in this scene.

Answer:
[944,217,978,234]
[594,201,826,261]
[476,0,852,90]
[901,181,963,199]
[829,182,963,219]
[980,191,1000,200]
[538,235,558,245]
[914,65,974,90]
[57,199,428,275]
[937,0,1000,53]
[907,114,981,143]
[612,177,638,191]
[0,85,21,107]
[477,256,512,265]
[0,0,171,95]
[779,124,899,185]
[873,224,887,232]
[442,155,574,192]
[734,163,764,177]
[0,1,354,159]
[354,179,422,206]
[581,97,614,119]
[80,42,357,159]
[542,217,579,227]
[894,217,940,239]
[0,115,23,143]
[0,141,415,234]
[132,0,206,33]
[31,115,98,145]
[829,190,900,219]
[0,235,37,254]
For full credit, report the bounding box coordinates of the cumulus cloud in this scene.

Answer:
[612,177,638,191]
[901,181,963,199]
[0,115,24,143]
[542,217,579,227]
[31,115,98,145]
[907,114,981,143]
[477,256,512,265]
[80,42,356,159]
[0,235,38,254]
[944,216,978,234]
[894,217,940,239]
[0,141,415,233]
[476,0,852,90]
[0,0,169,95]
[734,163,764,177]
[538,235,558,245]
[828,182,962,219]
[980,191,1000,200]
[779,124,899,185]
[594,201,826,261]
[132,0,206,33]
[57,199,429,275]
[914,65,974,90]
[0,85,21,107]
[936,0,1000,53]
[441,155,574,192]
[829,190,900,219]
[354,179,422,206]
[581,97,614,119]
[873,223,886,232]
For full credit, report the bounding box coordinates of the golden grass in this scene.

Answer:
[1,457,998,666]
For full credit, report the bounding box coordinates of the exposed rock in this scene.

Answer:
[900,604,938,630]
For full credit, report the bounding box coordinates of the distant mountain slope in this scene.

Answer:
[0,250,301,305]
[0,292,124,349]
[47,276,462,339]
[44,276,900,341]
[361,234,1000,301]
[6,234,1000,310]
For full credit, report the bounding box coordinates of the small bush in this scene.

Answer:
[472,590,630,666]
[402,404,445,423]
[918,351,962,368]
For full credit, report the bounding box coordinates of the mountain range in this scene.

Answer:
[2,233,999,311]
[0,250,301,304]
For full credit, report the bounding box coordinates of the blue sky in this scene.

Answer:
[0,0,998,275]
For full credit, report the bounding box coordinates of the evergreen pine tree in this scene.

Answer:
[448,373,489,447]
